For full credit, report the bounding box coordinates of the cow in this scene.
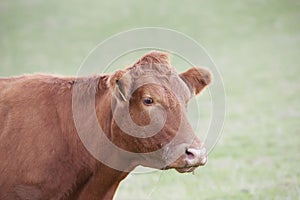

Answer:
[0,51,212,200]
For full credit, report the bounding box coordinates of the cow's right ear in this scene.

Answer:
[108,70,132,102]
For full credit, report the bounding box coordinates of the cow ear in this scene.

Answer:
[109,70,131,102]
[180,67,212,95]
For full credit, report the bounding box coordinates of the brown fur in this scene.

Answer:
[0,51,212,199]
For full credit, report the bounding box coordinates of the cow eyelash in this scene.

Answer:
[143,97,154,105]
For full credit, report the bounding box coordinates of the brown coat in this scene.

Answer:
[0,51,211,199]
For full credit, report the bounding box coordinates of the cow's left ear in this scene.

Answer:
[180,67,212,95]
[108,70,132,102]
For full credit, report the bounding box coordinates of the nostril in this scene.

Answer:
[185,147,207,166]
[185,148,195,160]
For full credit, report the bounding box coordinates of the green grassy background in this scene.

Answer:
[1,0,299,199]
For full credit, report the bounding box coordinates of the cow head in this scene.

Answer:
[108,51,212,173]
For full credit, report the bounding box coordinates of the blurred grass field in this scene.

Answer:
[1,0,299,199]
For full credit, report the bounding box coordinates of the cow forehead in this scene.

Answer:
[130,68,191,103]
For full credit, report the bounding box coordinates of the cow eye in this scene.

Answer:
[143,97,153,105]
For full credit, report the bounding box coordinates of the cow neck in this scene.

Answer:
[77,85,133,199]
[78,163,130,199]
[60,76,132,199]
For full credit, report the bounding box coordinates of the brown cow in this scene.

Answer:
[0,51,212,200]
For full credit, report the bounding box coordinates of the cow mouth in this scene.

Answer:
[175,166,198,173]
[163,163,202,173]
[167,155,207,173]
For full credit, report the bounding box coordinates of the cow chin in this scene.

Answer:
[175,167,198,173]
[163,164,199,173]
[164,162,201,174]
[171,162,203,173]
